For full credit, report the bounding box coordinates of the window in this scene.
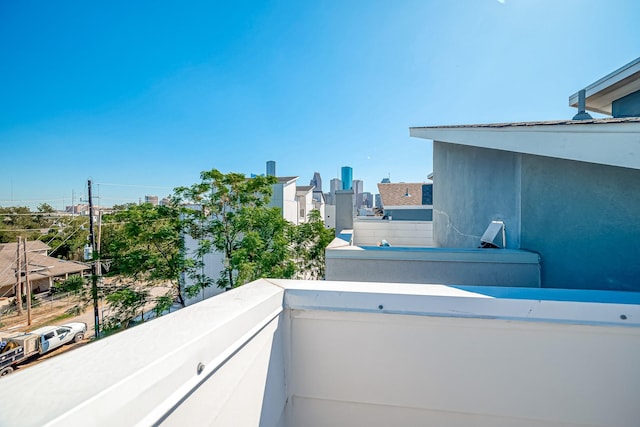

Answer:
[43,332,55,340]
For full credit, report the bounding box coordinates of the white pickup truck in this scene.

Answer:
[0,322,87,376]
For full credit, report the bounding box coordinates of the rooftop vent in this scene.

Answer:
[479,221,506,249]
[572,89,593,120]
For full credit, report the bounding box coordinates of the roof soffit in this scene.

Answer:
[410,122,640,170]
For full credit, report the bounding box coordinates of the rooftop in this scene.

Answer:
[276,176,299,184]
[377,182,431,207]
[1,278,638,426]
[0,241,89,287]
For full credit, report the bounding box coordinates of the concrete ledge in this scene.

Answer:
[327,246,540,264]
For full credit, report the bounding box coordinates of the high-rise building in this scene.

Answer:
[266,160,276,177]
[145,195,159,206]
[375,194,382,209]
[362,192,373,208]
[328,178,342,205]
[353,179,364,208]
[341,166,353,190]
[310,172,323,192]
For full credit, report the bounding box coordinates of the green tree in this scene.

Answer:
[174,169,286,290]
[40,216,90,260]
[290,209,334,279]
[100,203,186,328]
[0,206,44,243]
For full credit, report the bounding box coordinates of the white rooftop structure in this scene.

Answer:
[1,278,639,426]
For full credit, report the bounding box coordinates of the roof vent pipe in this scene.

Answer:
[572,89,593,120]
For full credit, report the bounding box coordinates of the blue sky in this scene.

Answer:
[1,0,638,209]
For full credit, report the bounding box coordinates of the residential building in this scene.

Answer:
[295,186,314,224]
[311,189,326,223]
[0,240,89,296]
[328,59,640,291]
[269,176,299,224]
[407,57,640,291]
[377,182,433,221]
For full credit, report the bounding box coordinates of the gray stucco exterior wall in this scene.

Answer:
[520,155,640,291]
[433,141,521,249]
[433,141,640,291]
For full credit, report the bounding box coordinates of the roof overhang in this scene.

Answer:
[569,57,640,115]
[410,119,640,170]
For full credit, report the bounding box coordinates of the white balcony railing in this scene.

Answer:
[1,279,639,427]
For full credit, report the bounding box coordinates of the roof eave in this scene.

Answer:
[410,121,640,170]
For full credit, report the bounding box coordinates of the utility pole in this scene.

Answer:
[96,210,102,276]
[23,239,32,326]
[15,237,23,315]
[88,180,100,338]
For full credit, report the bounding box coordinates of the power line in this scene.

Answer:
[96,182,174,189]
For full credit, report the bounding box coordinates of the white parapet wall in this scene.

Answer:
[1,279,639,427]
[352,218,433,247]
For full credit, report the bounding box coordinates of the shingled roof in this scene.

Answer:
[377,183,431,207]
[0,241,89,288]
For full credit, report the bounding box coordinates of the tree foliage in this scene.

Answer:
[174,169,286,290]
[100,203,186,328]
[0,206,89,259]
[290,209,334,280]
[98,168,335,332]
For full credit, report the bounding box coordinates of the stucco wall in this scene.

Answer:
[433,141,640,291]
[433,141,521,249]
[520,155,640,291]
[325,248,540,287]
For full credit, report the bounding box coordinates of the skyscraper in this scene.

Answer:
[310,172,323,192]
[327,178,342,205]
[353,179,364,208]
[341,166,353,190]
[266,160,276,177]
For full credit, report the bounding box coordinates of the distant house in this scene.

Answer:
[0,240,90,296]
[269,176,299,224]
[377,182,433,221]
[295,186,314,224]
